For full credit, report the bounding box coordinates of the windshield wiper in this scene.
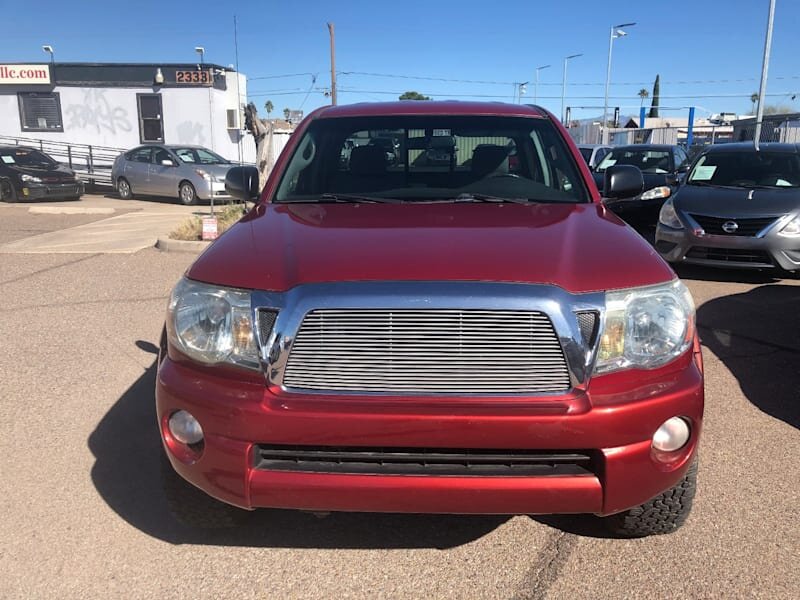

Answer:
[281,193,403,204]
[451,193,531,205]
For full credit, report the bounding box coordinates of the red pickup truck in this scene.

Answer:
[157,102,703,537]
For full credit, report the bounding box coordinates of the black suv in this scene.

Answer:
[0,146,83,202]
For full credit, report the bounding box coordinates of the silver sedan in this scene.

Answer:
[111,145,234,205]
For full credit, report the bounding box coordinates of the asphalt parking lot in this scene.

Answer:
[0,208,798,599]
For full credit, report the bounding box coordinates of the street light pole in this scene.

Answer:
[534,64,550,104]
[754,0,777,150]
[602,22,635,143]
[561,54,582,124]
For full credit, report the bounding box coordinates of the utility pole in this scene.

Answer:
[534,64,550,104]
[754,0,777,150]
[561,54,582,124]
[602,22,635,143]
[327,22,337,105]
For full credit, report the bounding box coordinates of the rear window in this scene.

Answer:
[597,148,673,174]
[273,115,589,203]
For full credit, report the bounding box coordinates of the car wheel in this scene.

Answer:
[160,452,251,529]
[0,179,17,203]
[117,177,133,200]
[178,181,198,206]
[602,460,697,537]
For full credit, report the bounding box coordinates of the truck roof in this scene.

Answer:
[311,101,550,120]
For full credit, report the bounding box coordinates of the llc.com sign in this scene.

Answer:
[0,64,51,85]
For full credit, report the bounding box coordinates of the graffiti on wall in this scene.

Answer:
[65,90,132,135]
[176,121,206,146]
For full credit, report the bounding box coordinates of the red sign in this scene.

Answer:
[201,217,218,241]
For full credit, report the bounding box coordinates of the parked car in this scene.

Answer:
[577,144,612,170]
[0,146,83,202]
[656,142,800,272]
[158,101,703,537]
[111,145,234,205]
[593,144,691,226]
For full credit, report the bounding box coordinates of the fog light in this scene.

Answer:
[652,417,690,452]
[168,410,204,445]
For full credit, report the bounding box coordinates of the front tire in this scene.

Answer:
[0,179,17,203]
[178,181,197,206]
[160,452,250,529]
[117,177,133,200]
[603,460,698,537]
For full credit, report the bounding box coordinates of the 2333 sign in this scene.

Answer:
[175,70,212,85]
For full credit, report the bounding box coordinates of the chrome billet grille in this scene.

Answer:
[257,309,278,345]
[282,309,570,394]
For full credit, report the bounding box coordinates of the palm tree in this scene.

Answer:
[283,107,291,121]
[638,88,649,107]
[750,93,759,114]
[264,100,274,116]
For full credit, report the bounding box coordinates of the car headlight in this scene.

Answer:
[195,169,211,181]
[658,198,683,229]
[640,186,671,201]
[778,213,800,236]
[166,278,260,370]
[20,173,42,183]
[595,280,695,374]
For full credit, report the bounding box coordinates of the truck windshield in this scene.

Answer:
[687,151,800,188]
[272,115,589,203]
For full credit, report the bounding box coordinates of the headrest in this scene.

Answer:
[349,145,387,175]
[471,145,509,177]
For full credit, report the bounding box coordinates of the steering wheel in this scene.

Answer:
[489,173,522,179]
[729,179,756,187]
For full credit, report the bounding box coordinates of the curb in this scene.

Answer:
[28,206,116,215]
[155,238,210,253]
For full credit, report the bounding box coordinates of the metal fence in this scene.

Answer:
[0,135,124,187]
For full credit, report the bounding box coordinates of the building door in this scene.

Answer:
[137,94,164,143]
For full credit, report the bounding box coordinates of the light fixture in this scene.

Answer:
[154,67,165,85]
[42,45,54,63]
[195,46,205,66]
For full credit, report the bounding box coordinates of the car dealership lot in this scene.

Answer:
[0,211,797,599]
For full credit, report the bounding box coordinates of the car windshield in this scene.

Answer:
[596,148,672,174]
[273,115,589,203]
[0,148,57,168]
[173,147,229,165]
[687,151,800,188]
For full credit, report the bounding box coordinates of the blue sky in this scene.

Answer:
[3,0,799,120]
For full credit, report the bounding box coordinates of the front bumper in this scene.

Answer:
[197,180,232,201]
[21,181,84,200]
[156,345,704,517]
[656,223,800,271]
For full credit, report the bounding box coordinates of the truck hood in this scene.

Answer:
[187,202,674,294]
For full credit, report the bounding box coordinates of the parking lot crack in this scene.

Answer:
[512,530,576,600]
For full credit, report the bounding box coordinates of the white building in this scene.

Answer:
[0,62,256,163]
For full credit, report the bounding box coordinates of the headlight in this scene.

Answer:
[195,169,211,181]
[595,280,695,374]
[20,173,42,183]
[640,186,671,201]
[658,198,683,229]
[778,213,800,236]
[166,278,260,369]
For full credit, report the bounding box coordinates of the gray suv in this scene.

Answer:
[112,145,234,205]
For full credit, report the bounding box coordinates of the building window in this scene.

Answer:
[136,94,164,143]
[18,92,63,132]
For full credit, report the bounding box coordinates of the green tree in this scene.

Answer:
[283,107,291,120]
[399,91,432,101]
[763,104,793,115]
[264,100,274,116]
[648,75,660,118]
[638,88,649,107]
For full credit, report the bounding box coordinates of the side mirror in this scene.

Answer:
[161,159,176,167]
[603,165,644,200]
[225,166,260,202]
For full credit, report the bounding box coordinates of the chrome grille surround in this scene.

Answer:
[250,282,607,396]
[283,309,570,394]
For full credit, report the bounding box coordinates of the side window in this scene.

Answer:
[128,147,153,163]
[153,148,172,164]
[674,147,687,170]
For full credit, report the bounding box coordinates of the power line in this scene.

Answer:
[247,72,317,81]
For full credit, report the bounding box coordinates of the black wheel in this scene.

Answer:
[117,177,133,200]
[0,179,17,203]
[603,460,697,538]
[160,452,251,529]
[178,181,198,206]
